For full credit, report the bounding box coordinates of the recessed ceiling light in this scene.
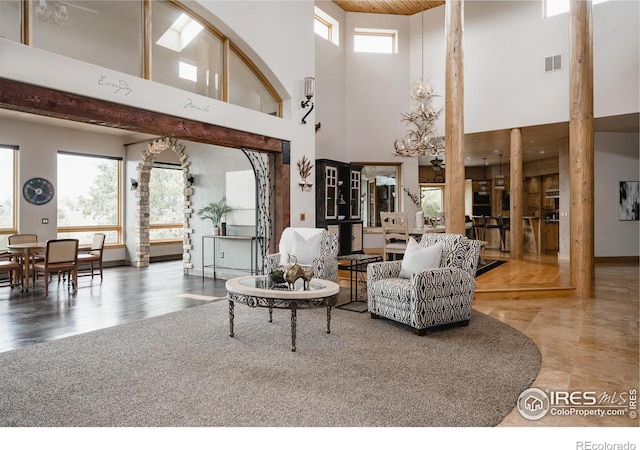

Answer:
[528,140,536,144]
[473,139,480,143]
[539,150,545,154]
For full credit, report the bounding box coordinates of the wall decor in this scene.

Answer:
[23,177,55,205]
[619,181,639,221]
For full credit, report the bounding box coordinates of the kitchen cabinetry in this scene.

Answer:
[316,159,364,255]
[472,181,491,216]
[544,221,559,252]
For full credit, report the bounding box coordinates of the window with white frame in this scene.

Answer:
[314,6,339,46]
[354,28,397,54]
[149,163,184,242]
[57,152,122,245]
[0,145,17,249]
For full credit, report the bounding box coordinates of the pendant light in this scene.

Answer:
[391,0,444,157]
[478,158,488,195]
[495,154,506,190]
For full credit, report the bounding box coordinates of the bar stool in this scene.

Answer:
[496,215,510,252]
[472,216,486,240]
[484,216,502,250]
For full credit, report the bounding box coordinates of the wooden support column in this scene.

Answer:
[444,0,465,235]
[510,128,524,259]
[569,0,595,298]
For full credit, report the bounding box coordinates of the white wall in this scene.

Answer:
[344,12,420,211]
[315,1,347,163]
[420,0,639,133]
[594,132,640,257]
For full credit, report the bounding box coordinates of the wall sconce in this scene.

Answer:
[130,178,139,191]
[186,174,195,187]
[297,155,313,192]
[301,76,315,125]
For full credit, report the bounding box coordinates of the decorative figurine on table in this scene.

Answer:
[284,255,313,290]
[268,269,287,286]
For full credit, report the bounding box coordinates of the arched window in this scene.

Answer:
[17,0,281,117]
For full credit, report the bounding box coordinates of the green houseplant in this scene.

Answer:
[197,197,233,235]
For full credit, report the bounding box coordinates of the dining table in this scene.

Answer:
[7,241,91,292]
[7,242,46,292]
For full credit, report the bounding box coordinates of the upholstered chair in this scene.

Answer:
[367,233,481,335]
[264,227,339,282]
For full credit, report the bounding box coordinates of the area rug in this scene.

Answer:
[0,301,541,427]
[476,259,508,277]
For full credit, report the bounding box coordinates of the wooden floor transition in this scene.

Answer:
[473,248,575,299]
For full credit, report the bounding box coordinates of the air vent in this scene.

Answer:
[545,54,562,73]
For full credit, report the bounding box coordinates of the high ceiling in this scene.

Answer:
[3,1,636,168]
[333,1,638,168]
[333,1,444,16]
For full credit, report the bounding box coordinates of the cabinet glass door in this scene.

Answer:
[325,166,337,219]
[350,170,361,218]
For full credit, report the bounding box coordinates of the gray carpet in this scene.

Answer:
[0,301,541,427]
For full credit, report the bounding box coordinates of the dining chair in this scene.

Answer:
[0,252,23,289]
[77,233,106,281]
[33,239,79,296]
[7,233,43,278]
[380,211,410,261]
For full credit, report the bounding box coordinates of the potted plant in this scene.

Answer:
[197,197,233,235]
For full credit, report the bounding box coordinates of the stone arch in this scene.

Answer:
[133,137,192,269]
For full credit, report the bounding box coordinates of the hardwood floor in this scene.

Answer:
[0,254,637,427]
[0,262,229,353]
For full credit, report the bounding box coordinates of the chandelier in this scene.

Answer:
[392,1,444,158]
[35,0,72,26]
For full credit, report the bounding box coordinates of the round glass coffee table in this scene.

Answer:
[225,275,340,352]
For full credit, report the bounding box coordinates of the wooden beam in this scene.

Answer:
[569,0,595,298]
[444,0,465,235]
[0,77,283,153]
[510,128,524,259]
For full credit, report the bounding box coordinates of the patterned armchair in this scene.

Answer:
[264,227,339,282]
[367,233,481,335]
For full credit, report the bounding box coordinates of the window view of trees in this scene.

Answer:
[57,152,121,244]
[420,185,444,218]
[0,146,16,248]
[149,164,183,241]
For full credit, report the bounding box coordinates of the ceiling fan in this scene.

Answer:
[430,157,445,172]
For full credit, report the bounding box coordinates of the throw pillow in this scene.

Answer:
[290,231,323,266]
[399,238,443,279]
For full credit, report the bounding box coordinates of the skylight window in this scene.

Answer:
[156,13,204,52]
[179,60,197,82]
[354,28,397,54]
[545,0,610,17]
